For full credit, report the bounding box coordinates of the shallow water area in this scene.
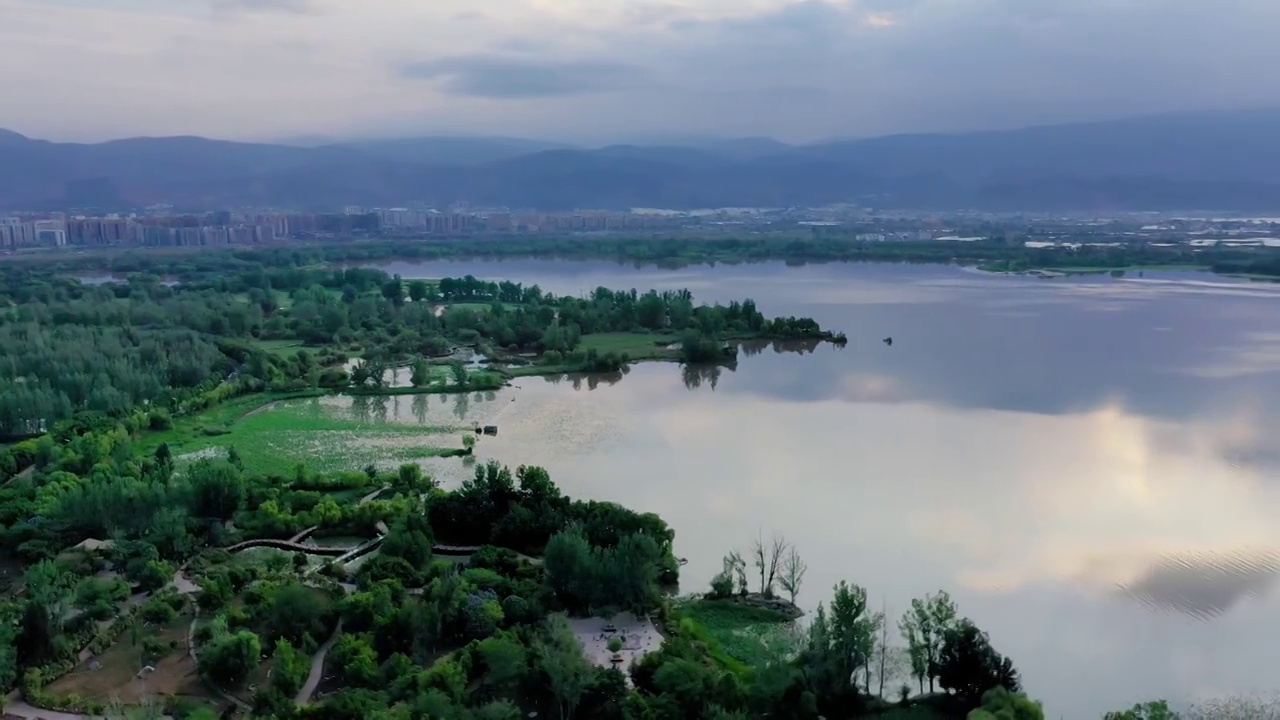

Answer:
[349,259,1280,716]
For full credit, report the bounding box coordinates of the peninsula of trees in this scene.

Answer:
[0,261,843,439]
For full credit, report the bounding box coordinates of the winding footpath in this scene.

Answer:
[294,619,343,706]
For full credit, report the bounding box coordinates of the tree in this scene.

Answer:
[936,619,1020,702]
[380,512,435,573]
[74,576,130,620]
[1104,700,1180,720]
[969,687,1045,720]
[381,278,404,307]
[270,638,310,698]
[200,630,261,688]
[544,527,593,612]
[797,582,879,710]
[875,598,899,699]
[724,551,748,596]
[475,701,522,720]
[450,362,468,389]
[262,583,331,645]
[0,620,17,691]
[828,582,878,694]
[536,615,594,720]
[778,546,807,604]
[900,590,958,693]
[477,635,527,698]
[410,359,432,387]
[407,280,429,303]
[187,458,246,520]
[708,569,734,600]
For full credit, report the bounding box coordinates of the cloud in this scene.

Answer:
[210,0,316,13]
[2,0,1280,142]
[399,56,645,99]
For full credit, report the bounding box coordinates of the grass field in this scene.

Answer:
[578,332,681,359]
[163,398,470,476]
[676,599,799,670]
[138,391,324,456]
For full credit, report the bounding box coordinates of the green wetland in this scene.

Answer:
[165,396,473,477]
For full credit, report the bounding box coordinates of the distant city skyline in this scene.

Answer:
[3,0,1278,144]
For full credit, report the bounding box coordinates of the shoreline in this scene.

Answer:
[7,236,1279,281]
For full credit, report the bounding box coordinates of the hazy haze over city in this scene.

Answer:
[3,0,1279,143]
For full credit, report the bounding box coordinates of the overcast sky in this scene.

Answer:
[2,0,1277,143]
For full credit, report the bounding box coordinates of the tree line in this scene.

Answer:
[5,234,1280,279]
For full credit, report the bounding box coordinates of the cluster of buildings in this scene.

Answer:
[6,204,1275,252]
[0,207,696,250]
[372,207,687,233]
[1,213,283,249]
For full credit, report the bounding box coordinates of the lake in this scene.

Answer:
[370,259,1280,717]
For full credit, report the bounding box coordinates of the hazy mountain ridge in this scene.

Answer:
[3,110,1280,211]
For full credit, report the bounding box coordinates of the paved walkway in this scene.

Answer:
[568,612,663,677]
[295,619,343,706]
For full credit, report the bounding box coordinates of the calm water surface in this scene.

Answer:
[372,259,1280,717]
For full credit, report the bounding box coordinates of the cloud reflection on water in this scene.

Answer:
[365,259,1280,716]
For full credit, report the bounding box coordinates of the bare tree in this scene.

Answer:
[766,534,788,596]
[778,546,807,604]
[752,532,790,597]
[751,532,767,595]
[864,608,885,693]
[877,597,891,698]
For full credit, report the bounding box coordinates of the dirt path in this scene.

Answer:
[295,619,343,706]
[1,692,89,720]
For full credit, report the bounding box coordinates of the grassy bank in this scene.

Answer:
[151,397,471,476]
[675,599,799,670]
[578,332,681,359]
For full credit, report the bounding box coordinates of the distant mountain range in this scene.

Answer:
[4,110,1280,212]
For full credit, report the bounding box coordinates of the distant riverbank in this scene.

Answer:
[7,235,1280,280]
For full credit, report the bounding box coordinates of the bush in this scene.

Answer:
[148,410,173,430]
[140,597,179,625]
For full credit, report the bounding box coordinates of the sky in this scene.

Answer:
[1,0,1277,143]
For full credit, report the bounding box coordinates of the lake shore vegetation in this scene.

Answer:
[0,401,1042,719]
[3,235,1279,278]
[0,260,843,442]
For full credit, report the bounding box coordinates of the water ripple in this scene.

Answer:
[1116,549,1280,621]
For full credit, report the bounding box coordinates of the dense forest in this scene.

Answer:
[0,261,839,440]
